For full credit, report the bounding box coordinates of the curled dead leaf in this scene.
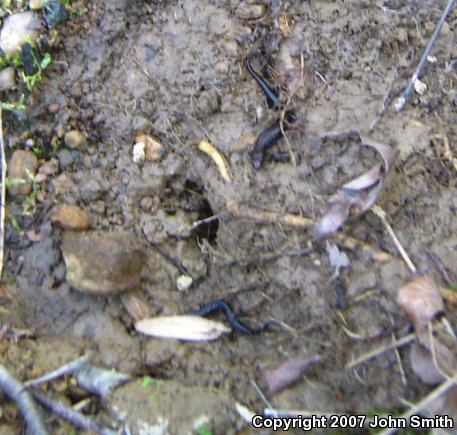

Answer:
[135,315,231,341]
[314,201,350,241]
[314,135,397,241]
[397,275,444,331]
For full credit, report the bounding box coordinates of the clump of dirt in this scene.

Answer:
[1,0,457,432]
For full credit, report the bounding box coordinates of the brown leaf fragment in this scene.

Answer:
[397,275,445,331]
[410,343,447,385]
[262,355,323,395]
[342,165,384,193]
[360,135,398,173]
[314,201,350,241]
[416,329,457,379]
[120,291,150,321]
[314,136,397,240]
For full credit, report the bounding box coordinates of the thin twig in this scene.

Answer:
[23,355,90,389]
[0,109,6,278]
[0,365,49,435]
[346,333,416,370]
[394,0,457,112]
[378,371,457,435]
[189,212,229,232]
[249,379,274,413]
[142,227,193,278]
[392,333,407,386]
[372,206,417,274]
[31,389,117,435]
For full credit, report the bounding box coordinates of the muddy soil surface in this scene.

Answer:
[1,0,457,433]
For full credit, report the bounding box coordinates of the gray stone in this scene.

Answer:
[8,150,38,196]
[0,12,42,56]
[0,67,15,91]
[64,130,87,149]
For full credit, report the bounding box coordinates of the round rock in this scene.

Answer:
[0,12,42,56]
[51,204,91,231]
[64,130,87,149]
[0,67,16,91]
[8,150,38,196]
[62,231,144,296]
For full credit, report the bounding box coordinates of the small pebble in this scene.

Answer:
[38,158,59,175]
[414,79,427,95]
[135,134,165,162]
[132,142,145,164]
[214,61,229,74]
[236,4,265,19]
[221,40,239,57]
[197,89,220,116]
[139,196,153,211]
[51,204,91,231]
[25,138,35,148]
[8,150,38,196]
[64,130,87,149]
[207,10,231,36]
[0,67,15,91]
[57,149,74,169]
[0,12,41,55]
[177,275,193,292]
[48,103,60,114]
[52,173,74,195]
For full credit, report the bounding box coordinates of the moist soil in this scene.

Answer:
[1,0,457,433]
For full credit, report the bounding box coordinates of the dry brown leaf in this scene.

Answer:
[416,329,457,378]
[314,201,350,241]
[135,315,231,341]
[410,343,447,385]
[120,291,150,321]
[397,275,444,331]
[314,137,397,241]
[261,355,323,395]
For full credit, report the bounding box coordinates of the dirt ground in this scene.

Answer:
[1,0,457,433]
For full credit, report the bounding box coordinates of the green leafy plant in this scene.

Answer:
[20,40,52,92]
[22,169,41,216]
[0,94,26,112]
[195,426,212,435]
[51,137,62,154]
[32,144,44,157]
[140,376,154,389]
[8,216,20,231]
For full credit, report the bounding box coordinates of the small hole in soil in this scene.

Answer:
[183,179,219,243]
[194,198,219,243]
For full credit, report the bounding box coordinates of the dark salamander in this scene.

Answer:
[245,56,282,109]
[250,110,297,169]
[188,299,263,335]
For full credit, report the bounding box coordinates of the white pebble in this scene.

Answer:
[414,79,427,95]
[0,67,15,91]
[132,142,145,164]
[177,275,193,292]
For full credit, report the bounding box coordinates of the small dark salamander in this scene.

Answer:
[188,299,263,335]
[250,110,297,169]
[245,56,282,109]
